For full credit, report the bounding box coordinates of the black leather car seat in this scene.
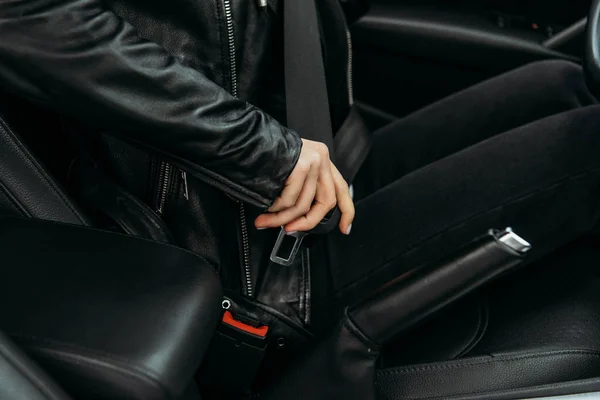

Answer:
[376,238,600,399]
[0,108,217,400]
[0,330,73,400]
[0,110,90,225]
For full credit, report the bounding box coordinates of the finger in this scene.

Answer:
[255,164,319,229]
[268,161,309,213]
[283,159,337,231]
[331,164,355,235]
[284,200,332,232]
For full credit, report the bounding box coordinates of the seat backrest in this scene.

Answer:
[0,111,90,225]
[0,330,72,400]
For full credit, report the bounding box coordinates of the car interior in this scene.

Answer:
[3,0,600,399]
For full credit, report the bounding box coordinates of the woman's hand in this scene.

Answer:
[254,139,354,235]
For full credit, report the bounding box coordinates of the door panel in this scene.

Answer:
[351,0,592,125]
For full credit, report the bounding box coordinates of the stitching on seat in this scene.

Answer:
[455,295,490,358]
[375,349,600,376]
[427,377,600,400]
[376,351,600,400]
[8,333,170,398]
[0,117,89,225]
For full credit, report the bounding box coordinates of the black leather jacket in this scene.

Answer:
[0,0,354,328]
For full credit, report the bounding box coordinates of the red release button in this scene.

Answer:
[222,311,269,338]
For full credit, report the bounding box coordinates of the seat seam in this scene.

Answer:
[9,333,170,398]
[0,216,221,279]
[0,180,31,217]
[0,117,88,225]
[376,349,600,376]
[377,354,600,400]
[428,378,600,400]
[34,349,170,399]
[456,295,490,358]
[0,343,66,400]
[451,299,482,359]
[341,164,600,293]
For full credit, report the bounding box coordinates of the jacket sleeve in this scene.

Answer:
[0,0,302,208]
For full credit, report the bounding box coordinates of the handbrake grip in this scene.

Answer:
[348,228,530,344]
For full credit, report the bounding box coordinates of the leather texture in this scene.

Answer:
[262,311,379,400]
[0,0,353,340]
[70,158,177,244]
[350,230,524,344]
[377,238,600,399]
[377,351,600,400]
[0,113,90,226]
[0,0,302,209]
[0,216,223,400]
[0,331,72,400]
[93,0,352,333]
[261,230,525,400]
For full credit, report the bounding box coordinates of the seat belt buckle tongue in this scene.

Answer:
[269,207,342,266]
[270,228,307,266]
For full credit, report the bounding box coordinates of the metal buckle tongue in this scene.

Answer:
[270,207,342,266]
[270,230,307,267]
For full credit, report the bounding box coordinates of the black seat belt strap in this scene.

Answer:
[284,0,335,160]
[272,0,365,266]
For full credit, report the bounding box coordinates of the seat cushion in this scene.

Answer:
[377,238,600,399]
[0,217,223,400]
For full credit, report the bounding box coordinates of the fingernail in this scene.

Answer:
[345,224,352,235]
[256,227,268,231]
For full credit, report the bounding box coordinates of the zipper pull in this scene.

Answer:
[181,171,189,200]
[257,0,267,8]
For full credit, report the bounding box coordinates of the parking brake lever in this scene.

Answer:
[270,207,341,266]
[349,227,531,344]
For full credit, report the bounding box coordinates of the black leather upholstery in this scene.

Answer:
[262,230,526,400]
[0,216,223,400]
[350,230,525,345]
[0,331,72,400]
[377,239,600,399]
[0,113,90,225]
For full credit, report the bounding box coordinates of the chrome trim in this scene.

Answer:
[495,227,532,254]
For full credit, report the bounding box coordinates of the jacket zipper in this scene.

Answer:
[154,161,189,214]
[346,29,354,106]
[223,0,254,298]
[155,160,172,214]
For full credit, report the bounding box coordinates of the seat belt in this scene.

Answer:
[283,0,335,158]
[283,0,371,183]
[271,0,364,266]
